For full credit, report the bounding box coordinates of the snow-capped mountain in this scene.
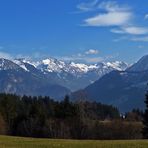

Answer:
[13,58,38,71]
[105,61,128,71]
[0,58,70,99]
[0,57,128,93]
[37,58,67,73]
[12,58,128,74]
[1,55,148,111]
[10,58,128,91]
[0,58,21,71]
[35,58,128,75]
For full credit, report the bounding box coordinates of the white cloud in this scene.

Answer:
[85,49,99,55]
[111,26,148,35]
[78,0,148,43]
[83,1,132,27]
[98,1,130,12]
[84,11,132,27]
[111,28,125,34]
[113,36,128,42]
[77,0,99,12]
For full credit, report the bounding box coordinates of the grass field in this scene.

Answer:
[0,136,148,148]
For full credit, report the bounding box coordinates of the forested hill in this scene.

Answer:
[0,93,143,139]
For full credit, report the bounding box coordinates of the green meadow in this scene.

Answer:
[0,136,147,148]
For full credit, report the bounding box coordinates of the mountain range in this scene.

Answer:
[72,55,148,112]
[1,55,148,112]
[0,57,128,97]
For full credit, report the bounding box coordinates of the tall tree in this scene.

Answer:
[143,90,148,139]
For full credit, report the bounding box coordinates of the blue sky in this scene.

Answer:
[0,0,148,63]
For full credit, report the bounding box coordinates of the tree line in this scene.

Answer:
[0,93,145,139]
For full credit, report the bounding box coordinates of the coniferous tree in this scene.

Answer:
[143,91,148,139]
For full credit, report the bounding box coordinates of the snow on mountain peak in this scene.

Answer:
[13,58,38,72]
[70,62,89,73]
[39,58,66,73]
[0,58,21,70]
[0,57,129,91]
[13,59,29,72]
[0,57,128,78]
[106,61,128,71]
[35,58,128,75]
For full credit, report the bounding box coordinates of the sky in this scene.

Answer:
[0,0,148,63]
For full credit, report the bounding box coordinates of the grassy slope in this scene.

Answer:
[0,136,148,148]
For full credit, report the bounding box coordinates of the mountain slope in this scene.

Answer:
[0,57,128,100]
[127,55,148,72]
[72,56,148,112]
[34,58,128,91]
[0,59,70,99]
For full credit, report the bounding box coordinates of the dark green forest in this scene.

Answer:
[0,94,144,139]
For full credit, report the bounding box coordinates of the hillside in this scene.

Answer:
[72,55,148,112]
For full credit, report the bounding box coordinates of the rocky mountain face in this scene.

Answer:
[72,55,148,112]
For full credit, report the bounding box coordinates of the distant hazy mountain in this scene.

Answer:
[72,56,148,112]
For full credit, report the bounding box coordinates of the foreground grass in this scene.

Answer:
[0,136,147,148]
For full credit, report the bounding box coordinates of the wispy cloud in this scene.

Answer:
[83,1,132,27]
[84,12,132,27]
[56,49,103,63]
[77,0,99,12]
[77,1,148,42]
[98,1,130,12]
[111,26,148,35]
[114,36,148,42]
[85,49,99,55]
[56,49,117,63]
[113,36,128,42]
[0,50,115,64]
[131,36,148,42]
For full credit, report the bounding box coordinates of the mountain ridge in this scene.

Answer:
[72,55,148,112]
[13,58,128,91]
